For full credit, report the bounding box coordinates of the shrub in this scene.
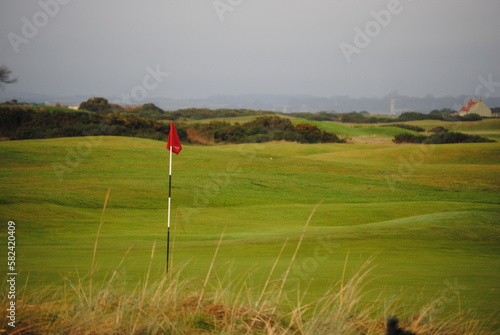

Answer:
[0,105,343,145]
[243,116,295,132]
[0,105,36,138]
[79,97,112,114]
[294,123,323,143]
[393,133,426,144]
[425,131,495,144]
[460,113,482,121]
[397,112,443,121]
[393,131,495,144]
[162,108,275,121]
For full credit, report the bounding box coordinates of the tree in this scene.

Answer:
[142,103,163,113]
[294,123,323,143]
[139,103,165,119]
[243,116,295,132]
[0,66,18,90]
[79,97,112,114]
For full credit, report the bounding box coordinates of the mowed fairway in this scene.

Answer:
[1,136,499,328]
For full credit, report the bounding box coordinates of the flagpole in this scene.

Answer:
[166,121,182,275]
[166,144,173,274]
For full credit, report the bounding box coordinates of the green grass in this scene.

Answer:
[182,115,500,142]
[298,118,500,141]
[4,253,490,334]
[1,136,499,332]
[405,119,500,132]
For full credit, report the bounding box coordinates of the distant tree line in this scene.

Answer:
[77,97,490,123]
[162,108,276,121]
[290,109,485,123]
[1,96,494,144]
[0,105,344,144]
[0,105,174,141]
[77,97,277,121]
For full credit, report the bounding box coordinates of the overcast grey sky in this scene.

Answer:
[1,0,499,100]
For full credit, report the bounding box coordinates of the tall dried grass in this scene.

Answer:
[1,198,494,334]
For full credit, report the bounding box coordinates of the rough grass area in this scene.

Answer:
[1,264,492,334]
[1,207,494,334]
[0,136,499,333]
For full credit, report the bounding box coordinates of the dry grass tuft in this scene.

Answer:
[1,199,495,334]
[1,262,493,334]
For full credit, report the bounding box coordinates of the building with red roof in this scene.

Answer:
[458,97,491,117]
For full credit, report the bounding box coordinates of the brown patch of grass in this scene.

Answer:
[349,136,395,145]
[1,258,494,334]
[186,128,213,145]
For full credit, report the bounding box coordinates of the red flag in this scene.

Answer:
[166,122,182,154]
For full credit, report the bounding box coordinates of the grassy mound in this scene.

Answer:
[1,136,499,333]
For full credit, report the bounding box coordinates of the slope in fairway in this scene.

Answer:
[0,136,498,326]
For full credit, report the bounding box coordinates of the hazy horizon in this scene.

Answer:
[1,1,500,102]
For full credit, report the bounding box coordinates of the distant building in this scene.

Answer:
[458,97,491,117]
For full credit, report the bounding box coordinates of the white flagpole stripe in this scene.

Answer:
[167,145,173,273]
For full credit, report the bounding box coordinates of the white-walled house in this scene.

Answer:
[458,98,491,117]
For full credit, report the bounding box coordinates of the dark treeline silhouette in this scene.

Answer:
[289,110,485,123]
[1,100,490,144]
[0,105,173,141]
[0,105,345,144]
[393,131,495,144]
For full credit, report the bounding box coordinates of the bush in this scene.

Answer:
[0,105,36,137]
[397,112,443,121]
[294,123,345,143]
[393,131,495,144]
[460,113,482,121]
[162,108,276,121]
[243,116,295,132]
[0,105,344,145]
[393,133,426,144]
[0,105,182,141]
[79,97,112,114]
[425,132,495,144]
[294,123,323,143]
